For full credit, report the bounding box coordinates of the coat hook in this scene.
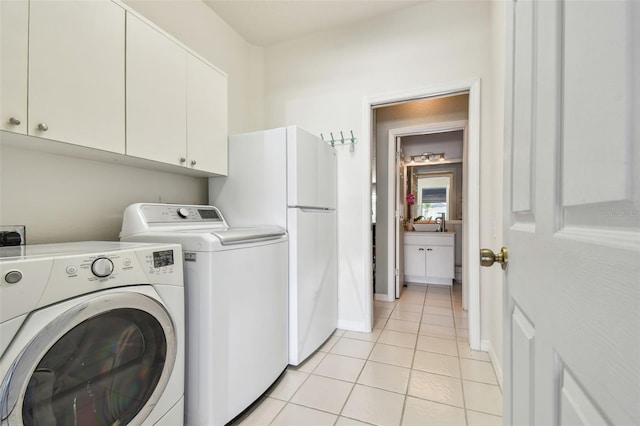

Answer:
[340,131,345,144]
[330,132,335,147]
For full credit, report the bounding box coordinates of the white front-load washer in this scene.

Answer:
[0,241,185,426]
[120,203,288,426]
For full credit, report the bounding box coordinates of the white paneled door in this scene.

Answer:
[500,1,639,425]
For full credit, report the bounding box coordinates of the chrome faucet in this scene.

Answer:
[437,213,446,232]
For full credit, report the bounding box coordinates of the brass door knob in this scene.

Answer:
[480,247,508,270]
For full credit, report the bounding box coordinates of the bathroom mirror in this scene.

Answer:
[406,162,462,221]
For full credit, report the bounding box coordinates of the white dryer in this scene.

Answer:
[120,203,289,426]
[0,241,185,426]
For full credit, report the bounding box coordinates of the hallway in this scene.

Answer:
[237,283,502,425]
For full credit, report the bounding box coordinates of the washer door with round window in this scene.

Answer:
[0,291,177,426]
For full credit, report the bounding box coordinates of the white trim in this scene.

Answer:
[394,136,403,299]
[388,121,468,302]
[387,134,397,299]
[364,78,482,351]
[337,318,369,332]
[481,338,504,390]
[390,121,469,136]
[361,100,374,333]
[467,79,481,351]
[374,293,392,302]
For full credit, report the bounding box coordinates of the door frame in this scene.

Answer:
[393,135,404,300]
[364,78,481,349]
[387,120,469,302]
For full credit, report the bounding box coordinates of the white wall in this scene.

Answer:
[263,0,502,352]
[0,1,260,244]
[0,145,208,243]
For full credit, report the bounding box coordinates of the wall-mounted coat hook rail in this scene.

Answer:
[320,130,358,152]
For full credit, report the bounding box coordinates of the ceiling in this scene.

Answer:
[203,0,425,46]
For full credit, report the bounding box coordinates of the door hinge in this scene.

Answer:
[396,151,402,161]
[395,268,399,277]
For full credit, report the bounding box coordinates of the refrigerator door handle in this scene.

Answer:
[289,205,335,212]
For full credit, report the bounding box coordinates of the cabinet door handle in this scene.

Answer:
[427,248,433,251]
[180,157,186,163]
[418,248,425,251]
[37,123,48,131]
[9,117,21,125]
[190,160,197,166]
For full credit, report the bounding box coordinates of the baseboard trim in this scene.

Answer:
[374,293,393,302]
[338,319,371,333]
[481,339,503,390]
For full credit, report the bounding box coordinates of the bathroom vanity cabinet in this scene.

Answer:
[404,232,455,286]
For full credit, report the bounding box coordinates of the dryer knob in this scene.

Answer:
[177,208,189,219]
[91,257,114,278]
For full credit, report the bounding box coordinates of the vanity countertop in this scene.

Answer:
[405,231,455,235]
[404,231,456,235]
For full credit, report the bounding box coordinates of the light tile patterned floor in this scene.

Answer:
[236,283,502,426]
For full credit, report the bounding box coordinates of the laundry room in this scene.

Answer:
[2,0,507,424]
[1,0,504,330]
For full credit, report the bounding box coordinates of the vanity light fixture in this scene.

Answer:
[407,152,446,163]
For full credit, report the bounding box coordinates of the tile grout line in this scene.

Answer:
[333,304,387,425]
[450,283,471,426]
[256,283,500,425]
[399,285,426,426]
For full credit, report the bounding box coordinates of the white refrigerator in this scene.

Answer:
[209,126,337,366]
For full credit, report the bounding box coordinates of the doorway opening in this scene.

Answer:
[388,121,467,301]
[364,79,481,349]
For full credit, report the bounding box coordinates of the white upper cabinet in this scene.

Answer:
[126,13,187,166]
[186,55,228,175]
[0,0,28,134]
[1,1,227,176]
[126,13,228,175]
[28,0,125,153]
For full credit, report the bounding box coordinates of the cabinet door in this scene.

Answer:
[404,245,426,277]
[126,13,187,165]
[0,0,28,134]
[28,0,125,153]
[186,55,228,175]
[426,245,454,279]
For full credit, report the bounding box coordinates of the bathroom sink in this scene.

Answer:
[412,223,439,232]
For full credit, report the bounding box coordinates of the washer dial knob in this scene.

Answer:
[91,257,114,278]
[177,208,189,218]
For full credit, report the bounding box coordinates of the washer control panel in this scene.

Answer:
[60,250,177,283]
[140,204,225,224]
[0,242,184,321]
[121,203,230,237]
[63,253,130,283]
